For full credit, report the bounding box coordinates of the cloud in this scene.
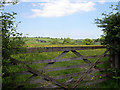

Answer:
[98,0,106,4]
[32,3,37,7]
[30,0,96,18]
[20,0,120,2]
[4,0,120,2]
[70,0,119,3]
[3,3,12,6]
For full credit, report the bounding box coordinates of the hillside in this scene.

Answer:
[22,37,100,46]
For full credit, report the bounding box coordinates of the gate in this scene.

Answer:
[10,46,110,88]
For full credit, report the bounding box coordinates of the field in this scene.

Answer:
[22,37,100,46]
[3,38,119,88]
[3,45,115,88]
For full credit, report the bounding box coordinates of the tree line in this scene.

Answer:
[34,37,102,45]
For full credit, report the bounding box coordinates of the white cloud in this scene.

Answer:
[32,3,37,7]
[4,0,120,2]
[98,0,106,4]
[72,0,119,3]
[30,0,96,18]
[3,3,11,6]
[20,0,120,2]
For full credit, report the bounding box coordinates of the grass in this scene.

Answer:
[23,37,52,45]
[22,37,76,46]
[23,43,103,47]
[83,78,120,88]
[94,79,120,88]
[11,48,106,62]
[21,37,101,46]
[3,46,111,88]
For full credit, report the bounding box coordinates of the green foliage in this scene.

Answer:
[95,5,120,78]
[50,38,59,44]
[86,79,120,88]
[62,37,72,44]
[99,36,105,45]
[2,12,24,61]
[95,5,120,54]
[107,68,120,80]
[81,38,94,45]
[1,2,25,89]
[1,0,19,5]
[2,11,25,84]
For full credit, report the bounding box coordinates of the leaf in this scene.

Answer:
[113,76,120,79]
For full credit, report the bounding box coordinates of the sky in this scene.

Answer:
[2,0,120,39]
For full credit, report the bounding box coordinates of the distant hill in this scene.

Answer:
[22,37,101,45]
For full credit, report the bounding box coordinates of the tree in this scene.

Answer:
[95,5,120,71]
[98,36,105,45]
[50,38,59,44]
[1,3,25,81]
[93,37,104,45]
[62,37,71,44]
[2,12,24,61]
[81,38,93,45]
[1,1,25,88]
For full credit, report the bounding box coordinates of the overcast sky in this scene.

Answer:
[3,0,119,39]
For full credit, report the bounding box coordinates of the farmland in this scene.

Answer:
[22,37,100,46]
[3,45,112,88]
[3,37,120,88]
[2,1,120,89]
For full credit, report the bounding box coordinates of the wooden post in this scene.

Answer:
[114,41,119,69]
[115,53,119,69]
[118,51,120,76]
[117,51,120,65]
[115,52,120,76]
[109,50,115,68]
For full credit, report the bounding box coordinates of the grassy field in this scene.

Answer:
[22,37,100,46]
[3,39,119,89]
[3,46,114,88]
[23,37,53,45]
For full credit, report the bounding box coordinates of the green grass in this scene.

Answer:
[84,79,120,88]
[23,37,64,45]
[11,48,107,62]
[77,49,107,56]
[3,47,111,88]
[48,59,86,68]
[95,79,120,88]
[21,37,101,46]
